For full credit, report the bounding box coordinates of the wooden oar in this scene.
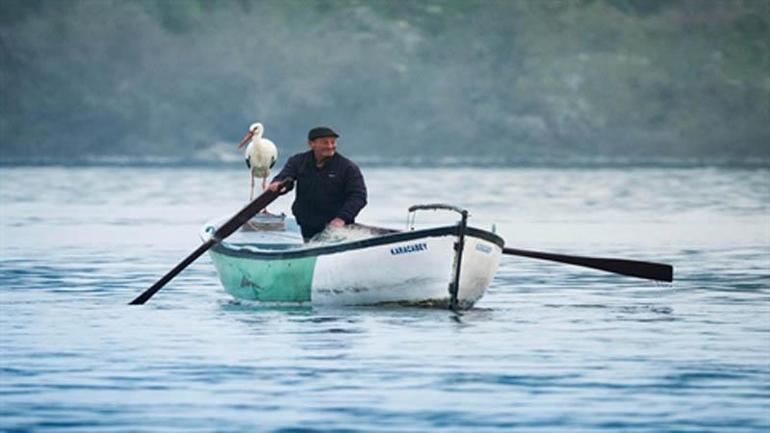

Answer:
[502,247,673,282]
[129,178,294,305]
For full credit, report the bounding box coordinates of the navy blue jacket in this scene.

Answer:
[272,151,367,237]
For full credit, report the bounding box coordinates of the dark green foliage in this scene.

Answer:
[1,0,768,163]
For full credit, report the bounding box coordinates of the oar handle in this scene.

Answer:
[212,177,294,241]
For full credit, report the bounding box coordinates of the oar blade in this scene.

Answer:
[596,257,673,282]
[129,240,214,305]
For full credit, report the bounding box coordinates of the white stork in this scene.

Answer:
[237,122,278,201]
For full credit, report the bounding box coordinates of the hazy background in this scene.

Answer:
[1,0,768,165]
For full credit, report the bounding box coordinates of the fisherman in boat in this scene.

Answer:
[268,126,367,241]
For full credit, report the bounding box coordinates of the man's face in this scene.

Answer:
[309,136,337,160]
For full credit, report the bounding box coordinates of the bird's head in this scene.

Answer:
[249,122,263,135]
[238,122,264,148]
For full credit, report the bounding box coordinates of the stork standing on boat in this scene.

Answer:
[238,122,277,201]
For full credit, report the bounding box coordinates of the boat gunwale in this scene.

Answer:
[208,224,504,260]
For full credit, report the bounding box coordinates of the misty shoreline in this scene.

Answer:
[3,1,768,163]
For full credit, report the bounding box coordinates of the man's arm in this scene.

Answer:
[267,155,299,191]
[335,164,367,223]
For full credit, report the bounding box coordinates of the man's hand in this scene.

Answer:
[328,218,345,228]
[267,181,283,192]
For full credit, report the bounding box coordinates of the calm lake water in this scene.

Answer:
[1,165,768,432]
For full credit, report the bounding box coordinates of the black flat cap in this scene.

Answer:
[308,126,339,141]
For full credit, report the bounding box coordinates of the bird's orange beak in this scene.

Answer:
[237,131,253,148]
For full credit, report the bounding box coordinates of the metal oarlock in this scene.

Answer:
[406,203,469,311]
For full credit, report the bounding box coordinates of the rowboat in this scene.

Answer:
[200,204,504,309]
[130,186,671,307]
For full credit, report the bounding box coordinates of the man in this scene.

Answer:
[268,126,367,241]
